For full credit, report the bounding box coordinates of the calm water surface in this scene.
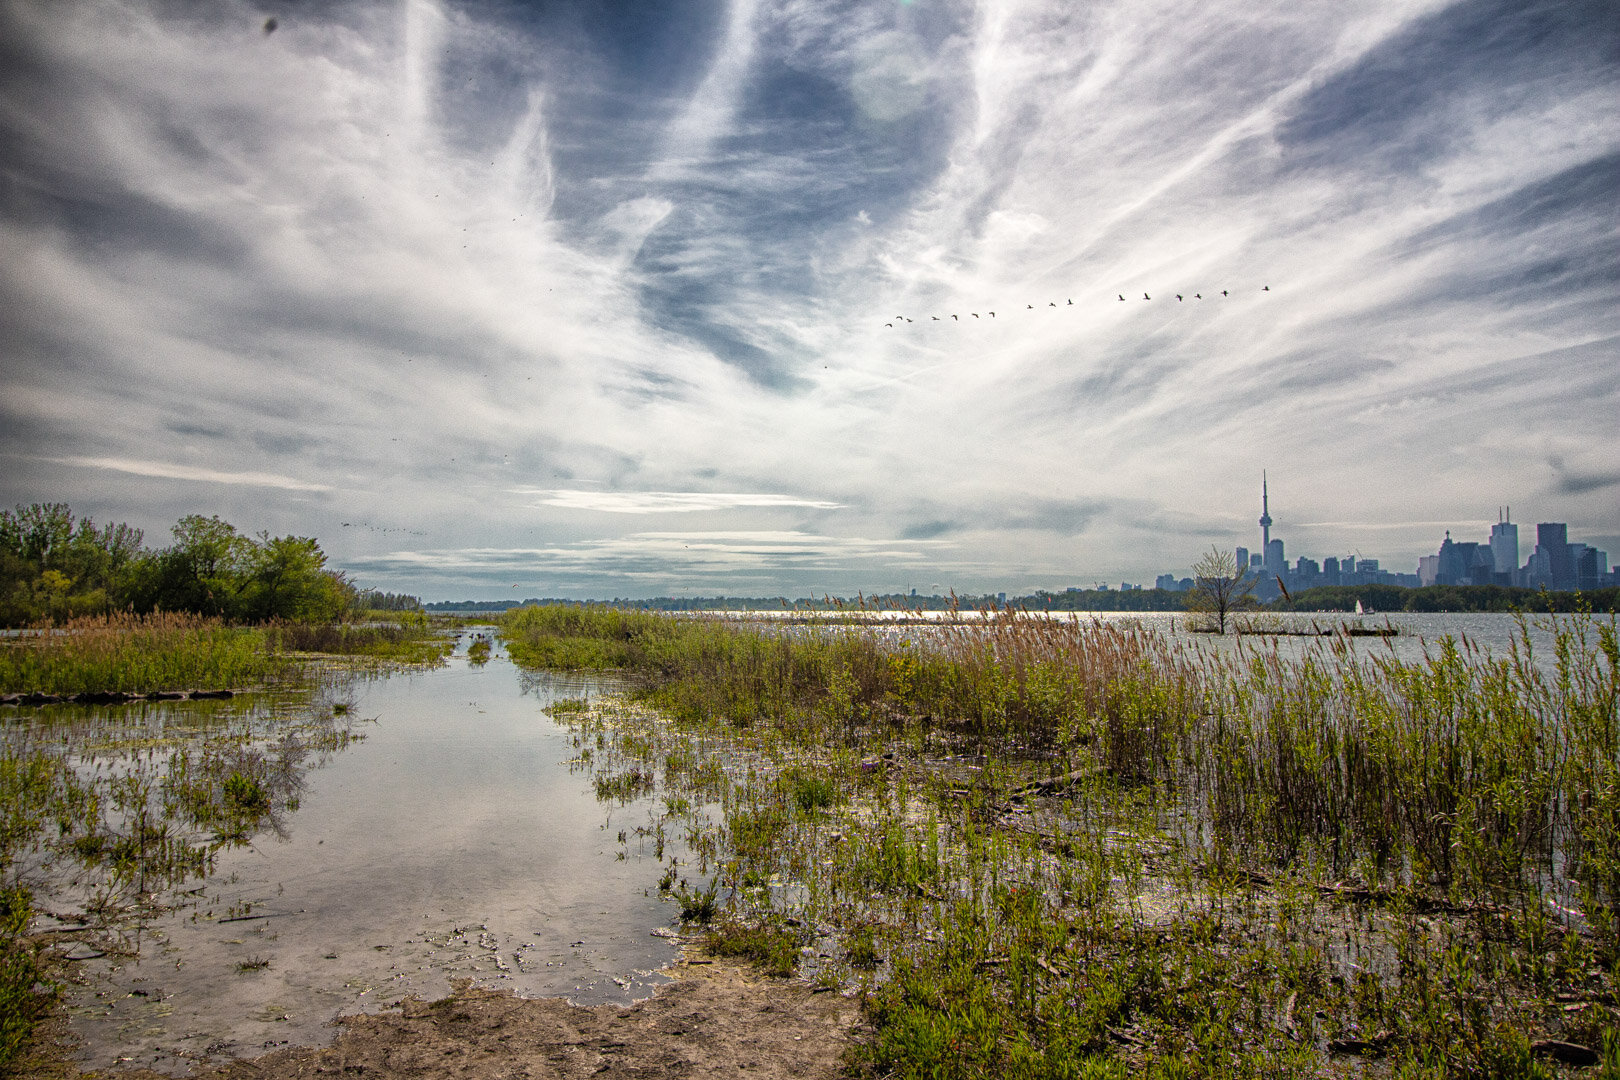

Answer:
[739,609,1607,671]
[15,632,681,1075]
[1099,609,1595,661]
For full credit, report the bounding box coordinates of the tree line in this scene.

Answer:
[0,503,416,626]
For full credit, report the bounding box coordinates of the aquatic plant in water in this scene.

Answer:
[508,603,1620,1077]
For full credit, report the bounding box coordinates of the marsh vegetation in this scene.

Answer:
[5,592,1616,1077]
[0,611,453,1074]
[503,603,1620,1078]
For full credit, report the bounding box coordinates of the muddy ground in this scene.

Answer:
[90,957,863,1080]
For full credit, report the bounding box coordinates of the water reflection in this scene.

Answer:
[7,632,681,1075]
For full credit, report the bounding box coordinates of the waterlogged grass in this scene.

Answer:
[0,613,452,699]
[5,694,358,898]
[512,604,1620,1077]
[1,748,72,1071]
[0,610,441,1069]
[594,767,655,803]
[0,650,378,1070]
[0,689,366,1074]
[265,619,453,665]
[0,613,289,696]
[0,886,53,1074]
[500,605,681,670]
[704,917,804,977]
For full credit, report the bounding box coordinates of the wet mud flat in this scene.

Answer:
[11,635,694,1075]
[117,957,862,1080]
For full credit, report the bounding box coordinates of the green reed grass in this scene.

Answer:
[265,619,451,664]
[0,885,52,1074]
[515,603,1620,1077]
[0,672,369,1067]
[0,613,289,695]
[0,618,406,1071]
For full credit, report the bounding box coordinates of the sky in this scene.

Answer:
[1,0,1616,601]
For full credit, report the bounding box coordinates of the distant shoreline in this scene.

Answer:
[425,582,1618,616]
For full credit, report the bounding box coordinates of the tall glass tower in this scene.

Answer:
[1489,508,1519,576]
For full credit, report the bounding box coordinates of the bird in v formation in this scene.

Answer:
[885,286,1270,326]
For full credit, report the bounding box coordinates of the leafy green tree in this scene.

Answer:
[0,505,357,625]
[63,519,144,593]
[0,505,146,622]
[239,534,353,621]
[136,515,255,617]
[355,589,423,612]
[1185,546,1257,634]
[0,504,75,567]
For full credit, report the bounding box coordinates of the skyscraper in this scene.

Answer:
[1537,523,1572,589]
[1490,508,1519,576]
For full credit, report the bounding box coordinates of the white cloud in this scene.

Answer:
[1,0,1615,597]
[45,457,333,493]
[515,490,845,514]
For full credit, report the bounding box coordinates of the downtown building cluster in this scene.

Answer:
[1416,512,1614,592]
[1150,480,1616,600]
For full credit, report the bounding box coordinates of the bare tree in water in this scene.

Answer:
[1186,547,1257,634]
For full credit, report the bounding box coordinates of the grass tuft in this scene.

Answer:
[704,919,803,977]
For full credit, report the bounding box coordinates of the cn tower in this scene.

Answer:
[1258,471,1272,551]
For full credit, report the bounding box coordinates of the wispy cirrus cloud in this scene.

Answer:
[515,490,845,514]
[0,0,1614,597]
[345,530,956,593]
[1294,521,1491,532]
[43,456,332,493]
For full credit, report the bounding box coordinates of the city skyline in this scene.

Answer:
[1,0,1616,600]
[1174,480,1615,600]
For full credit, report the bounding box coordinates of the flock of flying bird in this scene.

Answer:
[883,286,1270,327]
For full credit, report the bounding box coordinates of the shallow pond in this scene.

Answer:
[9,631,682,1075]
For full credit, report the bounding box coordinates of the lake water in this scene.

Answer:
[1075,609,1597,663]
[10,631,682,1075]
[723,608,1610,673]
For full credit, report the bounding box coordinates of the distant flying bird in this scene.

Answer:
[1176,294,1183,301]
[263,16,277,34]
[1262,285,1270,291]
[885,323,893,327]
[1027,304,1034,309]
[951,314,958,320]
[1143,293,1151,300]
[988,311,995,317]
[905,318,912,322]
[1118,294,1125,301]
[1067,299,1074,305]
[1049,302,1056,307]
[1195,293,1202,299]
[932,316,940,320]
[971,313,979,318]
[1221,290,1228,297]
